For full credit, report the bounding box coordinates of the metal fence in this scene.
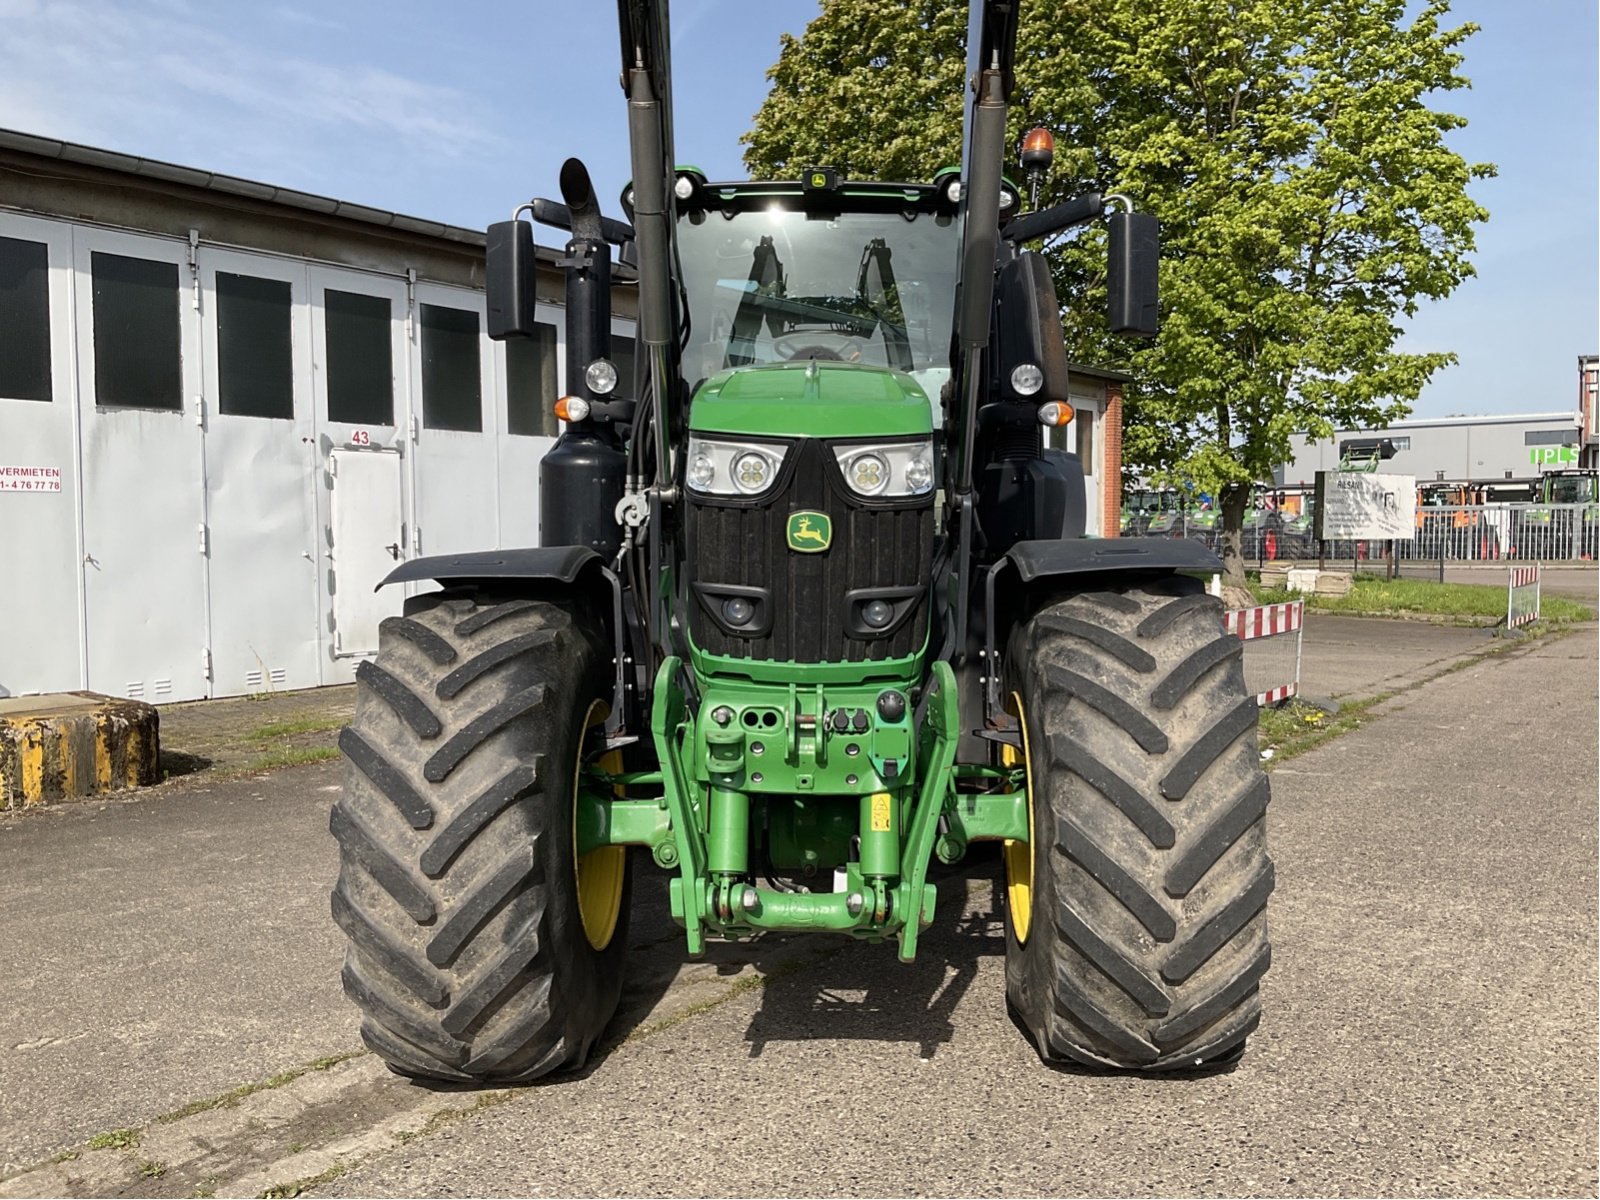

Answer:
[1133,503,1598,563]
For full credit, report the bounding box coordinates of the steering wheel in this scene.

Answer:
[772,331,865,363]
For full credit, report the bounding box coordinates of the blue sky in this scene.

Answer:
[0,0,1592,420]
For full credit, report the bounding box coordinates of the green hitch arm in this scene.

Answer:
[896,660,960,962]
[650,655,709,956]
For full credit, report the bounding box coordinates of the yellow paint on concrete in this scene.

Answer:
[95,723,113,790]
[2,694,158,809]
[21,732,45,806]
[59,725,77,797]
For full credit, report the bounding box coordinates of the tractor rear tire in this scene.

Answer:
[330,589,629,1084]
[1004,577,1273,1070]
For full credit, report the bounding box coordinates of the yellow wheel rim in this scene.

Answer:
[1001,690,1036,945]
[574,701,626,951]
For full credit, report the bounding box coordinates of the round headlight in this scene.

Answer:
[1010,363,1044,396]
[688,453,716,490]
[904,454,934,494]
[861,599,894,628]
[585,358,618,395]
[721,597,755,626]
[674,175,696,201]
[732,452,772,493]
[849,452,889,496]
[945,179,962,204]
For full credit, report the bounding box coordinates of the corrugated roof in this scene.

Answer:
[0,125,486,247]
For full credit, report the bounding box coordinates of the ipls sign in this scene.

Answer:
[0,465,62,493]
[1312,471,1416,541]
[1530,445,1578,467]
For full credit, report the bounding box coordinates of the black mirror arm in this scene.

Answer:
[1002,191,1103,244]
[530,197,636,247]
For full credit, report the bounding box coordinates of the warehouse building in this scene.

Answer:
[0,127,637,702]
[1275,411,1584,489]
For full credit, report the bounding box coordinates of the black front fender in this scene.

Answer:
[1004,536,1223,582]
[377,546,602,590]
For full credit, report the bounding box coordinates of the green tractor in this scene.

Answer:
[1520,469,1599,559]
[329,0,1273,1082]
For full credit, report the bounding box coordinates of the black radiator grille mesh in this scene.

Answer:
[686,439,934,663]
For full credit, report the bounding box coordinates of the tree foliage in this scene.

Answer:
[745,0,1493,578]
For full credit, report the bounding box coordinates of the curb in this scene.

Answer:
[0,693,160,811]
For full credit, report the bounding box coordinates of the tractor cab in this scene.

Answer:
[1539,469,1598,506]
[664,175,961,408]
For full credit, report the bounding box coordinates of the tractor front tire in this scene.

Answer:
[330,589,629,1083]
[1004,578,1273,1070]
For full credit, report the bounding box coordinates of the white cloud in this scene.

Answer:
[0,0,495,184]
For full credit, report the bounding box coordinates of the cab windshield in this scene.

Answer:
[1547,474,1597,504]
[675,207,958,394]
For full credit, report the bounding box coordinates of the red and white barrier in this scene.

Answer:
[1224,601,1304,641]
[1224,600,1305,707]
[1506,564,1541,629]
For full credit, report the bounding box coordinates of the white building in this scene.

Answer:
[1275,411,1584,489]
[0,128,635,702]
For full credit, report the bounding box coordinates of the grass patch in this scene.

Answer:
[137,1159,168,1179]
[86,1128,140,1151]
[247,717,347,743]
[1257,697,1387,765]
[51,1149,79,1164]
[258,1161,348,1199]
[156,1051,365,1124]
[1250,573,1593,624]
[225,746,342,777]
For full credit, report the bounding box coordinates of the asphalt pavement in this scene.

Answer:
[0,617,1593,1197]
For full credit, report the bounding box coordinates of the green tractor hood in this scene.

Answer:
[689,361,933,440]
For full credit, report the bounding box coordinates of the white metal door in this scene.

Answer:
[329,448,404,657]
[0,213,83,697]
[412,282,499,557]
[308,266,411,680]
[1071,390,1101,538]
[72,226,207,701]
[198,247,319,695]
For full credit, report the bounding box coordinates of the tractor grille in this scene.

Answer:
[686,438,934,663]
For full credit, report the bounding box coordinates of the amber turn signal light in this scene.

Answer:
[554,395,590,422]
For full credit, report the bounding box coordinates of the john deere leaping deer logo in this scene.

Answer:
[786,511,832,553]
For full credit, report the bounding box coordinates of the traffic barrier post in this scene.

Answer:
[1223,600,1305,706]
[1505,564,1541,630]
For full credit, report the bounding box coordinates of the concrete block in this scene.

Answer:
[0,692,159,810]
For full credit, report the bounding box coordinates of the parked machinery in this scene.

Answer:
[328,0,1273,1082]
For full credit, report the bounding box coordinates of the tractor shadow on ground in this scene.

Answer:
[738,859,1009,1061]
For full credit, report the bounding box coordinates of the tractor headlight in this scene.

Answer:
[849,453,889,495]
[585,358,618,395]
[732,451,773,494]
[833,439,935,498]
[683,436,788,497]
[1010,363,1043,396]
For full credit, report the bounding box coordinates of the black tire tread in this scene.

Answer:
[1006,579,1274,1071]
[331,591,626,1085]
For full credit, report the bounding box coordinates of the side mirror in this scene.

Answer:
[486,219,538,340]
[1107,210,1159,337]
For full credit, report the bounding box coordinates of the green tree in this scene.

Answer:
[745,0,1492,580]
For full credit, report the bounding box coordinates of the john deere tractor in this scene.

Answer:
[330,0,1273,1082]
